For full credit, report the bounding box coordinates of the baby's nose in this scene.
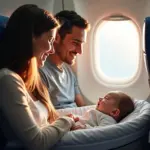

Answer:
[99,98,103,101]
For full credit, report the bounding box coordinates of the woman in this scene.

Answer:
[0,4,75,150]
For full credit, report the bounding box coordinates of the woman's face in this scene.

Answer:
[32,28,57,67]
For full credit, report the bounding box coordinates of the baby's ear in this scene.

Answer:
[110,108,120,117]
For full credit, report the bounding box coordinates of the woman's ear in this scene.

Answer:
[110,108,120,117]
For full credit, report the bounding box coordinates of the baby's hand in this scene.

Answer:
[66,114,79,122]
[71,124,86,130]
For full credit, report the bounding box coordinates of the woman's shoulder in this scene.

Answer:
[0,68,25,87]
[0,68,28,96]
[0,68,22,80]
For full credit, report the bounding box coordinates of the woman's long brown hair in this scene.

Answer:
[0,4,60,123]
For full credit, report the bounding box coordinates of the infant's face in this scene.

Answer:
[96,94,119,115]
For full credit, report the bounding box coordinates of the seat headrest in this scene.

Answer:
[0,15,9,40]
[144,17,150,75]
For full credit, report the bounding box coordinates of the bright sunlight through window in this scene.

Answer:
[93,17,140,85]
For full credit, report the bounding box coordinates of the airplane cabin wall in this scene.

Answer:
[0,0,63,16]
[69,0,150,103]
[0,0,150,103]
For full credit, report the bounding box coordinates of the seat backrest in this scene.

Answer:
[144,17,150,80]
[0,128,7,150]
[0,15,9,150]
[0,15,8,40]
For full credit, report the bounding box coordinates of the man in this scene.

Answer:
[40,10,90,109]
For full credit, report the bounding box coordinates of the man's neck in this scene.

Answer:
[48,54,63,70]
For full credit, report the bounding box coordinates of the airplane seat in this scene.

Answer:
[0,15,8,150]
[144,17,150,85]
[0,128,7,150]
[0,15,8,40]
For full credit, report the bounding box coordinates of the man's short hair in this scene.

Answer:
[55,10,90,39]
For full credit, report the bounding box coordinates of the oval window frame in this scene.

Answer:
[91,14,142,87]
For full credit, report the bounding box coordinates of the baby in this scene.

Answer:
[68,91,135,130]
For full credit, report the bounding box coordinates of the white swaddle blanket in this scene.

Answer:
[74,108,116,129]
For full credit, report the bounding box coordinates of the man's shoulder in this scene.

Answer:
[40,61,57,74]
[63,63,72,70]
[63,63,76,76]
[43,61,53,69]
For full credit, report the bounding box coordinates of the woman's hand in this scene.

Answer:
[66,114,79,122]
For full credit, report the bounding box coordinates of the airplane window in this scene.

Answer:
[93,17,140,85]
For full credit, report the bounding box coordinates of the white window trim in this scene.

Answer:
[90,15,142,88]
